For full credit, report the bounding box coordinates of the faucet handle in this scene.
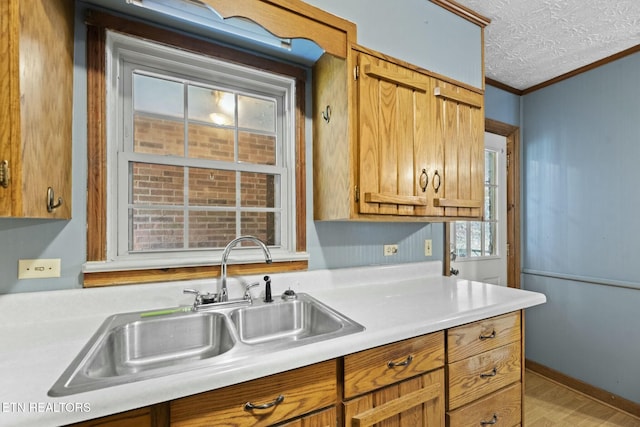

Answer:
[243,282,260,302]
[183,288,219,307]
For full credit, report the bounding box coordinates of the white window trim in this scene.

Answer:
[84,31,306,274]
[453,143,505,261]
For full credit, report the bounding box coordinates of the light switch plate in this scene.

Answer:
[18,259,61,279]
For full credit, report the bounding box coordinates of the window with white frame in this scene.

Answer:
[105,31,298,267]
[453,148,500,259]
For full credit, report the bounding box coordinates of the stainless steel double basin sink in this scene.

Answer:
[49,293,364,396]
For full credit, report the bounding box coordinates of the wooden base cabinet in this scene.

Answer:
[170,360,337,427]
[344,370,445,427]
[68,313,526,427]
[342,332,446,427]
[446,311,523,427]
[0,0,74,218]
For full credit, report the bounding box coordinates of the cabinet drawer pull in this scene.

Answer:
[481,414,498,425]
[387,354,413,368]
[479,367,498,378]
[244,394,284,411]
[479,330,496,340]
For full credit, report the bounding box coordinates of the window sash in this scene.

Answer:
[106,30,297,264]
[454,147,501,259]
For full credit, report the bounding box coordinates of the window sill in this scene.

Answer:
[83,251,309,287]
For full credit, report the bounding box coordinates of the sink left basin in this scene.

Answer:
[48,310,235,397]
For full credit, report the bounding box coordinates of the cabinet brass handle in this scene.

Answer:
[387,354,413,368]
[244,394,284,411]
[480,367,498,378]
[481,414,498,425]
[419,169,428,192]
[432,170,441,193]
[479,330,496,340]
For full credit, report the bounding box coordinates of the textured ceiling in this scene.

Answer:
[454,0,640,91]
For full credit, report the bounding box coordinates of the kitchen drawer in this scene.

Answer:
[447,341,521,410]
[446,382,521,427]
[170,360,337,427]
[344,331,444,399]
[447,311,521,363]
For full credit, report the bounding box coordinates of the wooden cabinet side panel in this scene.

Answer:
[313,53,352,220]
[170,361,337,427]
[0,0,14,216]
[19,0,74,218]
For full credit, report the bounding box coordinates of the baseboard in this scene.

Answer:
[526,359,640,418]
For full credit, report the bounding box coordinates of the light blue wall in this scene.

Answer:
[522,52,640,403]
[303,0,483,89]
[485,85,520,126]
[0,1,472,293]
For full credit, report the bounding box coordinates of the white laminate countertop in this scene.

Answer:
[0,261,546,427]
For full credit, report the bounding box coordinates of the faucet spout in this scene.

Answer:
[220,235,272,302]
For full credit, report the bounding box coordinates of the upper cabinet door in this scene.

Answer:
[356,52,441,217]
[0,0,74,219]
[433,81,484,218]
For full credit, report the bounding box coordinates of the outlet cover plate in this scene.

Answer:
[383,244,398,256]
[18,259,61,279]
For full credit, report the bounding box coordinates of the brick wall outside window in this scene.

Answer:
[131,114,276,251]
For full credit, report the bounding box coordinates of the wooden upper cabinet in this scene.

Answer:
[313,46,484,222]
[433,80,484,218]
[356,51,443,218]
[0,0,74,218]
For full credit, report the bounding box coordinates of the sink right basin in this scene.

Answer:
[229,293,365,345]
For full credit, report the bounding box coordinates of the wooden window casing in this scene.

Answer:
[85,11,308,287]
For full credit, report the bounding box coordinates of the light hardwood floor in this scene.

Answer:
[525,370,640,426]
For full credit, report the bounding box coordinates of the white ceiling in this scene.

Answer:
[454,0,640,91]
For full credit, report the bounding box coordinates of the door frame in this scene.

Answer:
[444,119,521,288]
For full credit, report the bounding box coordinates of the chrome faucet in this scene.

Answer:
[220,236,272,302]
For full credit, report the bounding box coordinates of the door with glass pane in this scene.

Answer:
[450,133,507,286]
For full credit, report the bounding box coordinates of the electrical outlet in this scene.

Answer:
[18,259,61,279]
[383,244,398,256]
[424,239,433,257]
